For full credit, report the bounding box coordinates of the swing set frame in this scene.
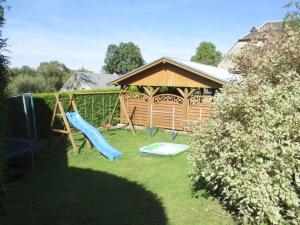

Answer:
[48,90,135,153]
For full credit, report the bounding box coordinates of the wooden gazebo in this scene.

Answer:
[108,57,231,131]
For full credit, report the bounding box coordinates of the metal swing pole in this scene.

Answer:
[22,93,34,168]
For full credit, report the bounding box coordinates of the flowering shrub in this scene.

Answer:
[188,27,300,224]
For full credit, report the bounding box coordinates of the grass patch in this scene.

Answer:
[1,129,234,225]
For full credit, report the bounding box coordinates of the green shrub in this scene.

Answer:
[188,28,300,224]
[0,0,8,216]
[31,89,120,139]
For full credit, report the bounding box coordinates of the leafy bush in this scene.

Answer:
[0,0,8,216]
[8,74,52,95]
[21,89,120,139]
[188,28,300,224]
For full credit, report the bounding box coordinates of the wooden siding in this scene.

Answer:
[121,63,222,88]
[187,96,212,121]
[152,94,184,130]
[120,93,149,126]
[121,92,213,130]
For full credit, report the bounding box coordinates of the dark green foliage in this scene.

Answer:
[103,42,145,74]
[8,61,74,95]
[31,89,120,139]
[0,0,8,217]
[9,66,36,77]
[37,61,72,90]
[7,74,51,95]
[191,41,222,66]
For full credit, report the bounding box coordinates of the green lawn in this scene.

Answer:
[1,129,234,225]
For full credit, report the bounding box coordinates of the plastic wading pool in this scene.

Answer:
[139,142,189,156]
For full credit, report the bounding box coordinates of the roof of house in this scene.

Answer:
[61,72,121,91]
[108,57,233,87]
[218,20,284,71]
[239,20,283,41]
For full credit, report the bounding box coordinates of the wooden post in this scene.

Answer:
[107,92,121,127]
[177,87,195,129]
[68,92,94,151]
[84,134,93,152]
[50,93,79,153]
[144,86,159,128]
[120,93,136,134]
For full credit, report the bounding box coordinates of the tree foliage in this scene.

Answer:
[188,16,300,225]
[7,61,73,95]
[102,42,144,74]
[0,0,8,217]
[7,74,51,96]
[37,61,71,90]
[191,41,222,66]
[284,1,300,30]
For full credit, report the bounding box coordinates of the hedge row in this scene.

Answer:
[7,88,121,140]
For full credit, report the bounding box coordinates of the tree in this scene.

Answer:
[188,14,300,225]
[191,42,222,66]
[0,0,9,217]
[7,74,51,95]
[284,1,300,30]
[9,65,36,77]
[37,61,72,90]
[102,42,144,74]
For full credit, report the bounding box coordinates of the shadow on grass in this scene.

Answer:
[3,95,168,225]
[1,139,168,225]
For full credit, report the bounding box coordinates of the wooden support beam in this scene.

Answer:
[49,93,79,154]
[176,88,185,97]
[52,128,69,134]
[143,86,151,96]
[176,87,190,130]
[151,87,160,96]
[107,87,128,128]
[188,88,196,97]
[68,92,79,112]
[107,95,120,126]
[84,134,93,152]
[50,101,58,128]
[120,92,136,134]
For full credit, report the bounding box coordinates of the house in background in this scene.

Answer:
[218,20,283,71]
[60,72,121,91]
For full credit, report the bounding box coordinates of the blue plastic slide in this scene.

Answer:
[66,112,122,160]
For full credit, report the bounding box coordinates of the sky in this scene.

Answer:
[4,0,288,72]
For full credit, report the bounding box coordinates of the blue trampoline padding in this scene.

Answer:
[139,142,189,156]
[66,112,122,161]
[5,138,39,159]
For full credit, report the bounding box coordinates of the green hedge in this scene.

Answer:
[33,89,120,139]
[6,88,121,140]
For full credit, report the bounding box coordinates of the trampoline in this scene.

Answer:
[4,138,39,159]
[139,142,189,156]
[5,93,39,164]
